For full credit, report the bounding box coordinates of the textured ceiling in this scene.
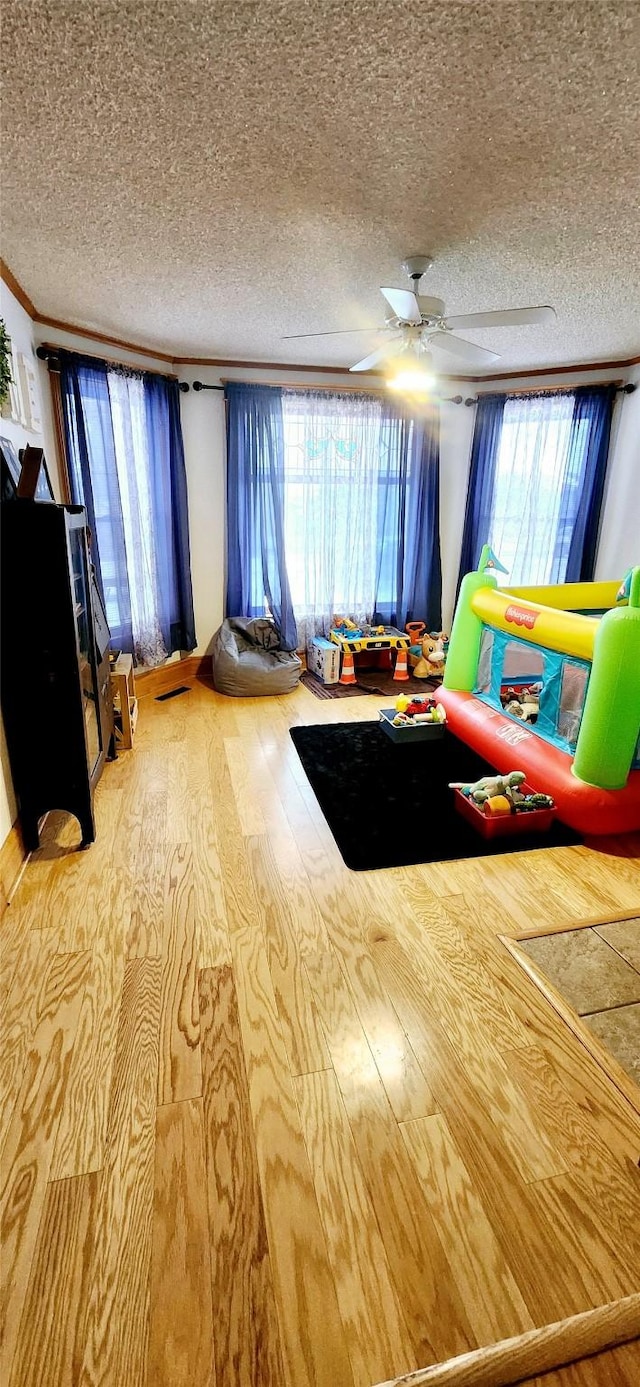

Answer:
[2,0,640,371]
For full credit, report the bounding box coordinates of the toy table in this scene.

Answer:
[329,625,410,655]
[329,625,410,676]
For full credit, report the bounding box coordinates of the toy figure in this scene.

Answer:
[413,632,448,679]
[449,770,526,804]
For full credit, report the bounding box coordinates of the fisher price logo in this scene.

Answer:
[505,604,538,631]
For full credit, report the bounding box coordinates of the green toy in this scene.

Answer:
[448,770,526,805]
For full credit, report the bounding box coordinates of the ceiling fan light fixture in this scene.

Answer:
[386,350,436,396]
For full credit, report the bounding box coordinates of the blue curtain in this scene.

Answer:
[225,382,298,650]
[373,401,442,631]
[144,374,197,652]
[457,394,506,589]
[59,351,196,661]
[564,385,616,582]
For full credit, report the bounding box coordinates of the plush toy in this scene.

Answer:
[504,687,540,723]
[505,698,524,718]
[413,632,448,679]
[450,770,555,816]
[449,770,526,804]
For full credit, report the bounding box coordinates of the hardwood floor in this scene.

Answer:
[1,678,639,1387]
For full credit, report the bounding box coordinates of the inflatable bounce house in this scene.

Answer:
[439,548,640,835]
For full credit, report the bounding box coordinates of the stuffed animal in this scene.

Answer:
[504,687,540,723]
[449,770,526,804]
[413,632,447,679]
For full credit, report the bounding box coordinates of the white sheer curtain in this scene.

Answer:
[107,371,169,666]
[490,394,588,584]
[281,390,391,649]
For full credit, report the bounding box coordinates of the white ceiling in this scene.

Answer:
[2,0,640,372]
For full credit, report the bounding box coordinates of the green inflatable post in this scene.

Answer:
[573,566,640,789]
[444,550,498,692]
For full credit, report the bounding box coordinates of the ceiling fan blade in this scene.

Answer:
[282,327,381,340]
[443,305,556,331]
[429,332,501,366]
[380,287,422,324]
[350,338,403,372]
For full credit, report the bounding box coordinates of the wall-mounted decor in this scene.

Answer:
[0,340,27,426]
[0,318,13,414]
[17,351,41,432]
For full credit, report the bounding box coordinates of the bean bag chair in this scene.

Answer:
[211,617,302,697]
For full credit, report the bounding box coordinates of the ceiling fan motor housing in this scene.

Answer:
[402,254,433,281]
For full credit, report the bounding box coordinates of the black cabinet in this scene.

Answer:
[1,500,115,850]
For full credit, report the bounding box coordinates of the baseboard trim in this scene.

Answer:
[0,819,28,917]
[373,1292,640,1387]
[134,654,210,699]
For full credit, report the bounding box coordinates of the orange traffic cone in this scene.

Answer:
[340,646,357,685]
[393,645,409,681]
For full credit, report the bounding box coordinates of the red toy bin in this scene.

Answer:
[453,784,556,838]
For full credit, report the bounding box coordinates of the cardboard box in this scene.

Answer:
[307,636,340,685]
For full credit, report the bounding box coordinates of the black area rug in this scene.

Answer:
[290,721,580,870]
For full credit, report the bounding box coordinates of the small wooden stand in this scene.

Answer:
[110,653,138,749]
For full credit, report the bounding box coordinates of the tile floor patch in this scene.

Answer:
[583,1004,640,1085]
[520,928,640,1016]
[594,918,640,974]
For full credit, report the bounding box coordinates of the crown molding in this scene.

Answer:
[34,314,175,364]
[466,354,640,384]
[2,258,638,382]
[173,354,366,375]
[0,258,37,318]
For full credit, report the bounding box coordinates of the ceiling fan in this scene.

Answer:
[283,255,557,374]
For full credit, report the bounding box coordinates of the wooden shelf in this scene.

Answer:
[110,653,137,749]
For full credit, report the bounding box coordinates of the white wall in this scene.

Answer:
[596,364,640,580]
[0,281,53,845]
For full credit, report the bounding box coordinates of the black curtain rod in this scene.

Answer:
[462,382,637,406]
[189,379,464,401]
[36,344,189,389]
[35,353,636,405]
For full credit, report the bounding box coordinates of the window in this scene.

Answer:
[59,352,196,667]
[279,388,440,646]
[281,391,396,626]
[490,395,588,584]
[225,381,442,650]
[458,386,615,591]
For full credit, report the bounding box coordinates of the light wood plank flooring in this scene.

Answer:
[1,678,640,1387]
